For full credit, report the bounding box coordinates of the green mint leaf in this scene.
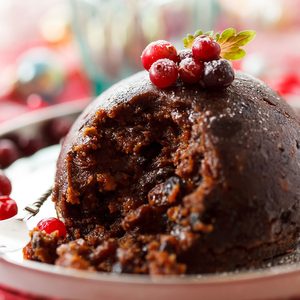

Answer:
[222,48,246,60]
[194,29,203,37]
[218,28,256,60]
[182,27,256,58]
[204,30,214,37]
[234,30,256,46]
[218,28,236,44]
[183,34,195,48]
[215,32,220,41]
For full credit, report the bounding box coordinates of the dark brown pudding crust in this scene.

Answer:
[24,71,300,274]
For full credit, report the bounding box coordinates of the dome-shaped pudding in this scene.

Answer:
[25,71,300,274]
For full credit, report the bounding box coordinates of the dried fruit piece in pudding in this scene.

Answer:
[0,196,18,220]
[179,58,204,84]
[0,170,12,196]
[203,59,235,88]
[37,217,67,238]
[141,40,178,71]
[149,59,178,89]
[192,35,221,62]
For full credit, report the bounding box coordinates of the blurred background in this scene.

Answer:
[0,0,300,167]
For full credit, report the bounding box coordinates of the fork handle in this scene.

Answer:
[24,187,53,219]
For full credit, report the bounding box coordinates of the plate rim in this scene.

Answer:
[2,250,300,286]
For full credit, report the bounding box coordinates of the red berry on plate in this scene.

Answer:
[0,170,12,196]
[203,59,235,88]
[0,139,20,168]
[179,58,204,84]
[192,35,221,62]
[149,59,178,89]
[37,217,67,238]
[141,40,178,71]
[0,196,18,220]
[178,49,193,61]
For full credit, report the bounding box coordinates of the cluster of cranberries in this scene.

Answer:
[0,170,66,238]
[0,170,18,220]
[141,36,235,89]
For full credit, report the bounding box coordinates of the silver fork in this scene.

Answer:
[0,188,52,254]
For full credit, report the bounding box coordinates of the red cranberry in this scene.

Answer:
[0,139,20,168]
[179,58,204,84]
[203,59,235,88]
[0,196,18,220]
[0,170,12,196]
[149,59,178,89]
[141,40,178,71]
[178,49,193,61]
[37,217,67,238]
[192,35,221,62]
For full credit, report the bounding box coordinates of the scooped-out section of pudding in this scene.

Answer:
[24,71,300,274]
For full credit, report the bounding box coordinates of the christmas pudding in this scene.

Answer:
[24,28,300,275]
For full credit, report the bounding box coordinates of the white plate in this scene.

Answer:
[2,146,300,299]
